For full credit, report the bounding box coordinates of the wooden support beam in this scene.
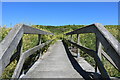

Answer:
[67,40,96,58]
[94,26,120,71]
[9,38,23,64]
[12,40,52,78]
[23,24,54,35]
[77,34,80,58]
[95,36,102,73]
[66,23,120,71]
[102,50,119,70]
[37,34,42,58]
[66,24,95,35]
[0,24,24,76]
[65,40,110,79]
[0,24,54,77]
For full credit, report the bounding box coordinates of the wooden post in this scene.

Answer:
[12,38,23,77]
[38,34,42,58]
[95,36,102,72]
[77,34,80,58]
[38,34,41,45]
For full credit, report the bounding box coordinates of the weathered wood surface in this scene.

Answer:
[12,40,52,78]
[0,24,24,76]
[101,50,118,70]
[66,24,95,35]
[36,34,42,58]
[67,40,95,57]
[94,24,120,71]
[23,24,54,35]
[75,57,95,72]
[77,34,80,58]
[65,40,110,79]
[95,37,102,72]
[10,38,22,65]
[66,23,120,71]
[23,41,82,78]
[0,23,119,79]
[22,41,97,79]
[69,50,95,72]
[0,24,53,77]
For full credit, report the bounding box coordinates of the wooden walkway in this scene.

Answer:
[23,40,94,78]
[1,23,119,79]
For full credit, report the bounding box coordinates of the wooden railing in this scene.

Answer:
[0,24,53,78]
[0,23,119,79]
[65,23,120,79]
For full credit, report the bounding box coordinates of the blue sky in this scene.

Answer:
[2,0,120,2]
[2,2,118,27]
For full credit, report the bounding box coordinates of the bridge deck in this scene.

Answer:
[23,41,94,78]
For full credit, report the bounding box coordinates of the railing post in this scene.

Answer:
[38,34,42,58]
[95,36,102,72]
[77,34,80,58]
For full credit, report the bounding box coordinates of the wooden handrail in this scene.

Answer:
[0,24,24,76]
[0,24,53,77]
[101,50,118,70]
[12,40,52,78]
[64,40,110,79]
[65,23,120,72]
[66,23,119,55]
[23,24,54,35]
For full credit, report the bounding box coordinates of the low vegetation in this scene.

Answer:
[0,24,120,78]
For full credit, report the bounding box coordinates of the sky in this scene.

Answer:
[2,0,120,2]
[1,2,119,27]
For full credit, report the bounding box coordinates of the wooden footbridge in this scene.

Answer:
[0,23,120,80]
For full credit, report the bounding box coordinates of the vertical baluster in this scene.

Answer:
[37,34,42,58]
[95,36,102,72]
[77,34,80,58]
